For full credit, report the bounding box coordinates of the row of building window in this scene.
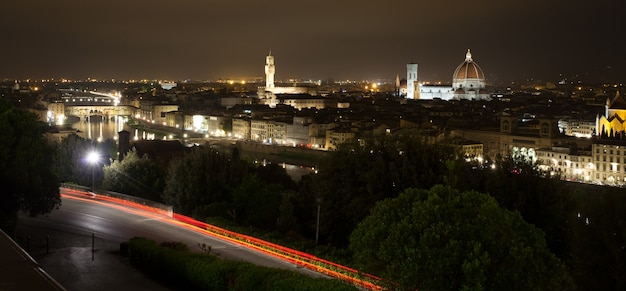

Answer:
[540,159,626,173]
[596,156,623,163]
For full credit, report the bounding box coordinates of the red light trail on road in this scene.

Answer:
[60,187,385,290]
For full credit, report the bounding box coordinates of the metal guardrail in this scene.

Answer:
[60,183,173,217]
[0,230,66,290]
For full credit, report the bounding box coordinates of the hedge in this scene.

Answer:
[127,237,357,291]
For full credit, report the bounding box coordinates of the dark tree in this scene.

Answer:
[0,99,61,233]
[565,184,626,290]
[162,146,252,218]
[312,132,457,246]
[161,144,300,231]
[51,133,115,189]
[350,185,573,291]
[102,148,165,201]
[232,174,282,230]
[449,157,570,259]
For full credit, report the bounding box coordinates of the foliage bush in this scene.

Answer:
[128,237,357,290]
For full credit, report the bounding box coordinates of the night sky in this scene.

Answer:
[1,0,623,83]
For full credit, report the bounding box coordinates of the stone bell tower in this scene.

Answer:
[265,51,275,88]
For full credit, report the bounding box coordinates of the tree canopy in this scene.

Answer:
[0,99,60,233]
[448,156,570,259]
[102,148,165,202]
[162,146,297,231]
[162,146,250,217]
[312,133,457,245]
[52,133,113,187]
[349,185,573,291]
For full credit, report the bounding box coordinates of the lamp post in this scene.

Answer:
[315,197,322,245]
[87,151,99,192]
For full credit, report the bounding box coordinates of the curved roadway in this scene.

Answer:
[14,191,321,290]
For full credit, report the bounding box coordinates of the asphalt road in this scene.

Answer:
[13,194,319,290]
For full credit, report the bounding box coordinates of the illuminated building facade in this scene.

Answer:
[558,119,596,138]
[589,91,626,185]
[451,49,489,100]
[406,63,418,99]
[592,142,626,185]
[147,104,179,125]
[278,94,330,110]
[597,91,626,137]
[265,52,275,89]
[47,102,65,124]
[258,52,317,107]
[406,49,490,101]
[451,115,563,159]
[232,117,251,140]
[535,141,626,186]
[459,142,484,159]
[536,147,594,182]
[164,111,184,128]
[251,119,287,144]
[325,128,356,151]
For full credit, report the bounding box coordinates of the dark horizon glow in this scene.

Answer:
[1,0,623,83]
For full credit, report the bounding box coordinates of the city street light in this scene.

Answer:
[87,151,99,192]
[315,197,322,245]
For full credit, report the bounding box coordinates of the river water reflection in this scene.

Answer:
[70,118,164,142]
[70,119,314,181]
[70,117,129,142]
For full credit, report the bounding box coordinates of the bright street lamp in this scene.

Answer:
[87,151,99,192]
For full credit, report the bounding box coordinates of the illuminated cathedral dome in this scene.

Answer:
[406,48,490,101]
[452,49,488,100]
[453,49,485,83]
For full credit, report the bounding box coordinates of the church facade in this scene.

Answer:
[405,49,490,101]
[597,91,626,138]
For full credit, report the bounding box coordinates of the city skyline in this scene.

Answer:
[1,0,623,83]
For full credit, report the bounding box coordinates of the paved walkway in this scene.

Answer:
[34,246,170,291]
[0,230,64,291]
[13,223,171,291]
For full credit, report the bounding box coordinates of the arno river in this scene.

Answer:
[71,117,161,142]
